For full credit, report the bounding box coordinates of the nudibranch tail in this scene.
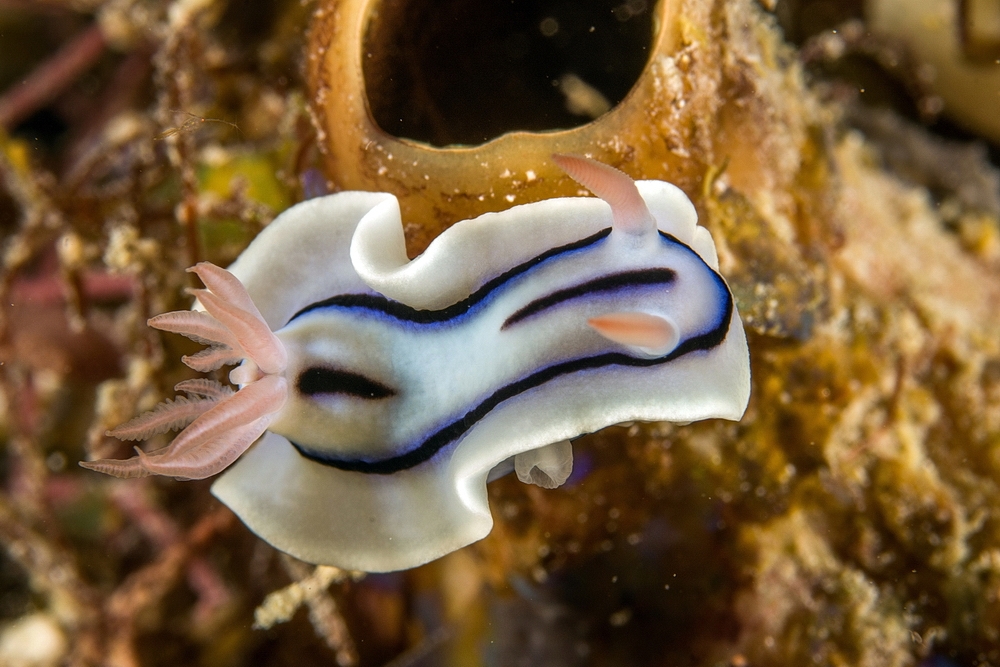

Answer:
[83,264,287,480]
[552,153,656,235]
[587,311,680,356]
[514,440,574,489]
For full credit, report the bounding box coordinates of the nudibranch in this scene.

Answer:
[83,155,750,572]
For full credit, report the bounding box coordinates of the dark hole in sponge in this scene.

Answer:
[363,0,655,147]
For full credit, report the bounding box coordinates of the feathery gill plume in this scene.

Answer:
[82,263,288,480]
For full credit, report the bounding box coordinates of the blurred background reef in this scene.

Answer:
[1,0,1000,665]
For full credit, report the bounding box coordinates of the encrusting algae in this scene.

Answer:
[0,0,999,665]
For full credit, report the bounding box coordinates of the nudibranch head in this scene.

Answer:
[84,155,750,572]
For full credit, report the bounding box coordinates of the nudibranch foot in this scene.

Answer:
[514,439,573,489]
[83,266,288,480]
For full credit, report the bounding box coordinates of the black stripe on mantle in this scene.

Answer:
[290,281,734,475]
[501,268,676,329]
[289,228,613,324]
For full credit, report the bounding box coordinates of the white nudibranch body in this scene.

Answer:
[83,155,751,572]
